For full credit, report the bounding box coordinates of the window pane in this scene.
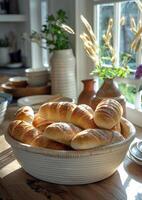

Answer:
[118,83,136,104]
[41,0,49,67]
[120,1,139,70]
[98,4,114,65]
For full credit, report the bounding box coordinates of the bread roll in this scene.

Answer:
[15,106,34,124]
[38,102,76,122]
[8,120,40,144]
[78,104,94,115]
[38,102,96,129]
[120,117,135,138]
[71,128,124,150]
[70,105,96,129]
[32,114,53,132]
[94,99,123,129]
[44,122,82,145]
[111,122,121,133]
[56,102,77,122]
[31,135,71,150]
[8,119,21,135]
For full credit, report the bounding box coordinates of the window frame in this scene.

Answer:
[93,0,142,127]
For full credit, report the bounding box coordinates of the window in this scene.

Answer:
[120,1,139,69]
[30,0,48,68]
[41,0,48,67]
[99,4,114,45]
[93,0,142,126]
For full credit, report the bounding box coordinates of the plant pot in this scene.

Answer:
[50,49,76,99]
[91,79,126,117]
[0,47,10,66]
[78,79,96,106]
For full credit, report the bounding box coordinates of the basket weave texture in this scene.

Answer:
[5,119,135,185]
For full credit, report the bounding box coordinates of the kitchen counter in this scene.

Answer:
[0,104,142,200]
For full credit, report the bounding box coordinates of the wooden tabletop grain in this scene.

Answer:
[0,105,142,200]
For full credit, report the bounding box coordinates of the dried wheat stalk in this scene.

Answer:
[136,0,142,12]
[120,16,126,26]
[131,0,142,52]
[60,23,75,34]
[102,18,116,66]
[80,15,116,67]
[80,15,99,66]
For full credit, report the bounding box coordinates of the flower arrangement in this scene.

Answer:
[80,15,131,79]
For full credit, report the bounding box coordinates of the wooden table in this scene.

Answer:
[0,105,142,200]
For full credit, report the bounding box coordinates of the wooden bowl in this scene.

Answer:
[9,77,28,87]
[1,82,51,98]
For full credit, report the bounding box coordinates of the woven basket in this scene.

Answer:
[5,119,135,185]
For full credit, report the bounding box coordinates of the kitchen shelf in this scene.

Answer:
[0,14,26,22]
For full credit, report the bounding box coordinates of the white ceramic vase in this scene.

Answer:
[50,49,76,99]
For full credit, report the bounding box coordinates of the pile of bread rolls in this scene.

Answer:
[8,99,130,151]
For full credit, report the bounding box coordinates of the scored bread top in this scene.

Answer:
[8,120,39,144]
[15,106,34,124]
[44,122,82,146]
[94,99,123,129]
[38,102,96,129]
[71,128,124,150]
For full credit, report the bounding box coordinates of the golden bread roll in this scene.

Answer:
[38,102,96,129]
[32,114,53,132]
[120,117,134,138]
[8,120,40,144]
[94,99,123,129]
[15,106,34,124]
[70,105,96,129]
[38,102,76,122]
[111,122,121,133]
[44,122,82,145]
[8,119,21,135]
[31,135,71,150]
[56,102,77,122]
[78,104,94,115]
[71,128,124,150]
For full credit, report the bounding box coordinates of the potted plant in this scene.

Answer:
[30,9,76,99]
[80,15,131,116]
[0,36,10,66]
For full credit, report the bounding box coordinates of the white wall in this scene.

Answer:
[75,0,94,95]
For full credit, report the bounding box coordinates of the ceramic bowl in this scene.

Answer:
[0,92,12,104]
[25,68,50,86]
[9,76,28,87]
[5,119,135,185]
[0,92,12,124]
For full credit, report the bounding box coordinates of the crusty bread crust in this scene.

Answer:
[94,99,123,129]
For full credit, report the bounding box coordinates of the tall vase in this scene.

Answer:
[78,79,96,106]
[91,78,126,117]
[0,47,10,66]
[50,49,76,99]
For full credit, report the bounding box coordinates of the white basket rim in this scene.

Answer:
[5,119,136,158]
